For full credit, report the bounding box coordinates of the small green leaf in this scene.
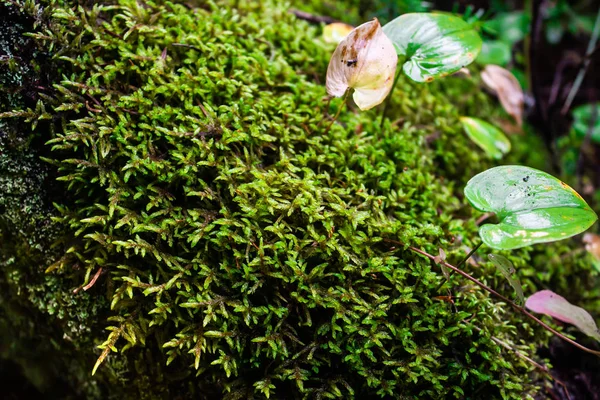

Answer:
[383,13,482,82]
[487,254,524,305]
[477,40,511,66]
[482,12,530,45]
[571,103,600,144]
[464,165,598,250]
[460,117,511,159]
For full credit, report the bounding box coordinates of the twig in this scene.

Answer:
[548,57,576,107]
[529,0,562,172]
[475,212,494,226]
[383,238,600,357]
[471,324,547,371]
[529,0,547,123]
[324,91,349,135]
[434,242,482,292]
[84,267,103,291]
[379,67,402,129]
[471,325,572,400]
[290,9,337,24]
[172,42,202,52]
[561,7,600,115]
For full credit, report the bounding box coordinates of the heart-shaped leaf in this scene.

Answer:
[326,19,398,110]
[571,103,600,144]
[460,117,511,159]
[488,254,524,305]
[382,13,482,82]
[464,165,598,250]
[526,290,600,341]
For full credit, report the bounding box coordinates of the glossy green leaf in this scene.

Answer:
[571,103,600,144]
[487,254,524,305]
[460,117,511,159]
[464,166,598,250]
[477,40,511,66]
[382,13,482,82]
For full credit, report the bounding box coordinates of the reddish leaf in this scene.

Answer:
[526,290,600,341]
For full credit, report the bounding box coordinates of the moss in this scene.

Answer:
[1,0,599,399]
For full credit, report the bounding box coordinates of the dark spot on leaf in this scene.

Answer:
[523,176,529,182]
[341,46,348,58]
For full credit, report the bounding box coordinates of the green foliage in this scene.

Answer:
[383,13,482,82]
[459,116,511,160]
[1,0,599,399]
[488,254,524,305]
[465,166,597,250]
[477,40,511,66]
[571,103,600,144]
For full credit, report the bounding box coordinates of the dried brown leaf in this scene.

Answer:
[481,65,524,127]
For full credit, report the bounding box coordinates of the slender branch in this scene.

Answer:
[172,43,201,52]
[383,238,600,357]
[529,0,547,123]
[561,7,600,115]
[324,90,349,135]
[290,9,337,24]
[471,324,547,371]
[470,324,572,400]
[434,242,482,292]
[83,267,103,291]
[456,242,483,269]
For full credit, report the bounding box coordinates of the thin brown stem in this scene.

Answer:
[434,241,482,292]
[84,267,103,291]
[379,66,402,129]
[324,91,349,135]
[471,324,572,400]
[383,238,600,357]
[290,9,337,24]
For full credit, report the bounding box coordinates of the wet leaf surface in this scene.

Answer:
[460,116,511,159]
[383,13,482,82]
[464,166,598,249]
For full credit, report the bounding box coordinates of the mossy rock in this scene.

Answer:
[1,0,599,399]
